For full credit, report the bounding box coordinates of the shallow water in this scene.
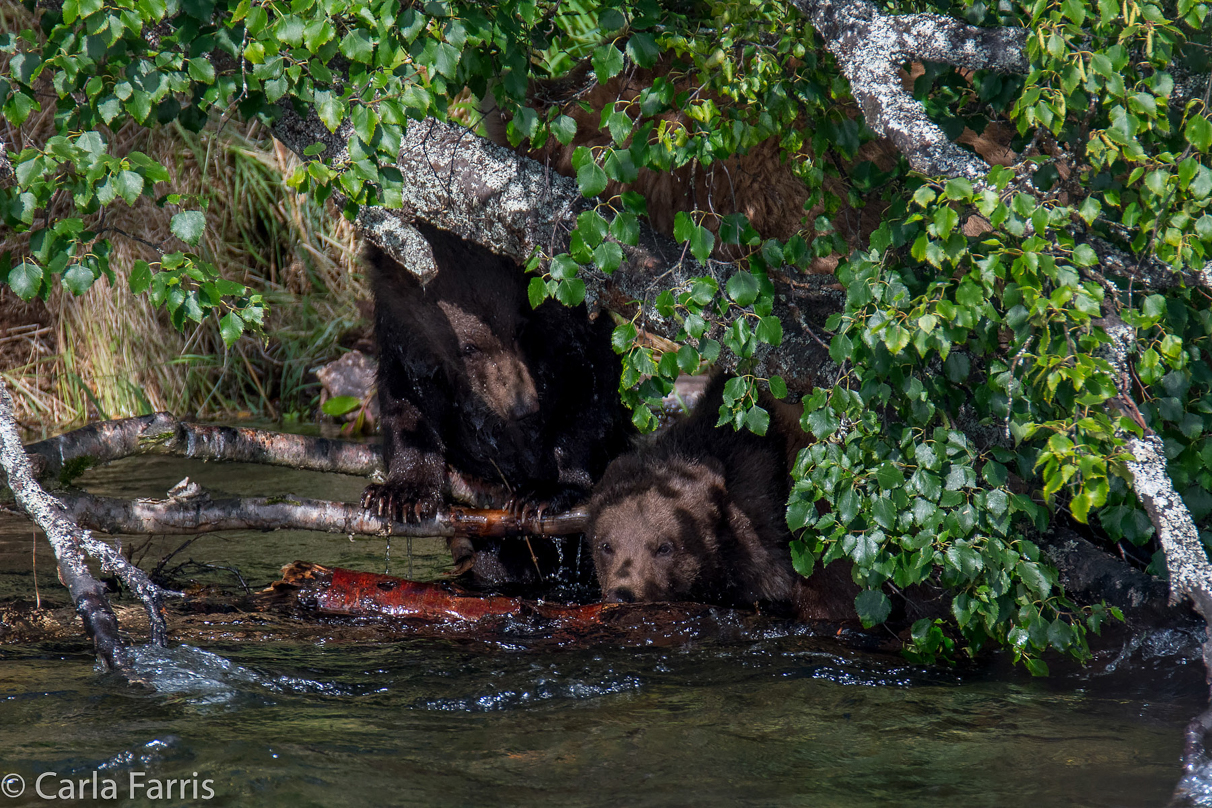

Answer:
[0,451,1206,806]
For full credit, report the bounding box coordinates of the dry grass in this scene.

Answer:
[1,7,366,434]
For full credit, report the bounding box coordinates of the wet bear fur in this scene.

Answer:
[362,222,633,529]
[587,375,859,621]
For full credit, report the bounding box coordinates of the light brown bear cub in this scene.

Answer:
[587,375,857,620]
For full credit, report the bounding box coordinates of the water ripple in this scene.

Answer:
[124,644,348,705]
[418,674,644,711]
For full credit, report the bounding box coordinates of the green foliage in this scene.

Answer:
[321,395,361,417]
[3,0,1210,669]
[781,0,1210,667]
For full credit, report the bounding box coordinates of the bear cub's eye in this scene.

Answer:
[655,542,674,557]
[598,542,613,556]
[461,343,481,357]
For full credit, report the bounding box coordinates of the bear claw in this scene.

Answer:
[362,483,443,525]
[504,484,586,522]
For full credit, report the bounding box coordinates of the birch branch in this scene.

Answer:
[1092,297,1212,789]
[0,382,176,668]
[24,414,513,508]
[0,137,14,184]
[24,413,381,482]
[1084,235,1212,292]
[789,0,1028,179]
[51,489,588,540]
[1097,313,1212,661]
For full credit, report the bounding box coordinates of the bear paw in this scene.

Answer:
[505,484,588,521]
[361,482,444,524]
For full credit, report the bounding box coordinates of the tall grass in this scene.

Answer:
[1,4,366,432]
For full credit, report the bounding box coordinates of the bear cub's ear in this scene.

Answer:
[661,454,728,499]
[694,454,727,482]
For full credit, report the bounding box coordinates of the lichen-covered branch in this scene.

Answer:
[268,111,443,281]
[25,413,383,483]
[789,0,1028,179]
[1094,307,1212,794]
[0,138,14,185]
[271,113,840,392]
[24,415,514,508]
[0,382,175,668]
[52,489,588,540]
[1124,435,1212,615]
[1097,312,1212,668]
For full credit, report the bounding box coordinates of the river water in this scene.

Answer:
[0,452,1206,806]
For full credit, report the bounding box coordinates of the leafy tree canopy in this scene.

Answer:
[2,0,1211,672]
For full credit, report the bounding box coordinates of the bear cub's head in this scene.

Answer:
[587,454,729,603]
[367,234,543,426]
[434,299,540,423]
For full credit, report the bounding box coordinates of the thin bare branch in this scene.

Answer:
[25,413,382,482]
[52,489,588,539]
[24,415,513,508]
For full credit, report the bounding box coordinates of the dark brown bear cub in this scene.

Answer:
[362,223,632,529]
[588,375,857,620]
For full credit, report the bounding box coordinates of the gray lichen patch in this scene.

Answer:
[1095,310,1212,611]
[393,118,582,261]
[1125,434,1212,606]
[357,210,437,283]
[792,0,1014,180]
